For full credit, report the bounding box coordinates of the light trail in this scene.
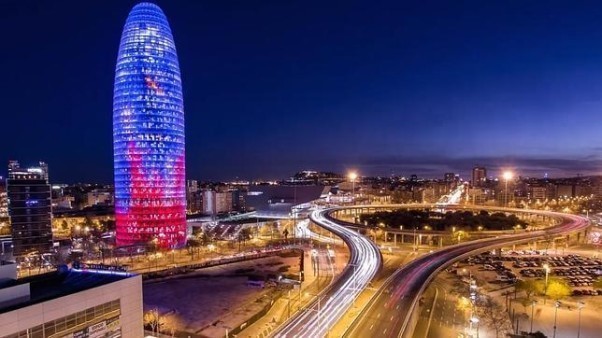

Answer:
[339,206,590,338]
[295,219,338,244]
[273,210,382,337]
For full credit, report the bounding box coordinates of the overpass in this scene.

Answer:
[269,204,591,337]
[325,205,589,338]
[331,204,590,250]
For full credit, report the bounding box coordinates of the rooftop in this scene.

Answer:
[0,267,133,314]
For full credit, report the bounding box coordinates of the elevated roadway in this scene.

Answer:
[340,208,589,338]
[272,209,382,337]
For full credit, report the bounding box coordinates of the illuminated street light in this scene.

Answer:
[348,171,358,204]
[543,263,550,301]
[503,170,513,207]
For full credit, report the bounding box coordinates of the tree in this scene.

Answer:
[144,309,161,335]
[198,231,211,246]
[545,278,571,300]
[84,215,95,227]
[237,227,252,251]
[478,296,510,338]
[283,228,289,240]
[515,279,540,299]
[456,296,471,312]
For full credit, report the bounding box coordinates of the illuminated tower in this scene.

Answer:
[113,2,186,248]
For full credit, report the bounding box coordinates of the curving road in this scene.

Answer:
[272,209,382,337]
[342,209,589,338]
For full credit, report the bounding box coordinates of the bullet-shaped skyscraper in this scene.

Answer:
[113,2,186,248]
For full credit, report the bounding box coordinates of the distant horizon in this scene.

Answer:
[3,2,602,184]
[5,164,598,185]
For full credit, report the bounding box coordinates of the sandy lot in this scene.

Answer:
[143,256,299,337]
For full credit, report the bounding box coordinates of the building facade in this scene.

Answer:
[6,161,53,256]
[113,3,186,248]
[0,265,143,338]
[471,166,487,187]
[85,190,113,207]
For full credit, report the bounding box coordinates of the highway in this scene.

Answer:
[343,209,589,338]
[295,219,339,245]
[272,209,382,337]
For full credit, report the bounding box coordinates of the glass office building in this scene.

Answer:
[113,3,186,248]
[6,161,53,256]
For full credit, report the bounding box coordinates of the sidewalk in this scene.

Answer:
[510,296,600,338]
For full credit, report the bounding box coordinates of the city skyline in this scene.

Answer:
[2,1,602,181]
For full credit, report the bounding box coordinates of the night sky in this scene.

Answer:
[2,0,602,182]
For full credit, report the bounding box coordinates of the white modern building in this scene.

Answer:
[0,263,143,337]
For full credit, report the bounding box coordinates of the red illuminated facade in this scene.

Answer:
[113,3,186,248]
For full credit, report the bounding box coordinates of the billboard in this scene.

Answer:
[64,317,121,338]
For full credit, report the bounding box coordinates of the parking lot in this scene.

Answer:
[459,250,602,297]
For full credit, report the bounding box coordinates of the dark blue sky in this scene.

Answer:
[2,0,602,182]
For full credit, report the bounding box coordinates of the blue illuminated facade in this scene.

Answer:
[113,3,186,248]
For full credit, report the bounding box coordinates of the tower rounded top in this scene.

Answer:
[131,2,164,13]
[126,2,168,26]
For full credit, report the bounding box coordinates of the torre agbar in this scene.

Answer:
[113,3,186,248]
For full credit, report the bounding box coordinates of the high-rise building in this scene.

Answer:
[6,161,53,256]
[113,3,186,248]
[202,190,216,215]
[472,166,487,187]
[443,173,455,182]
[0,178,8,219]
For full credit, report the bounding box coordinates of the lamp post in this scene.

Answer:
[470,316,479,338]
[553,301,560,338]
[530,300,537,333]
[348,171,358,205]
[543,263,550,303]
[399,225,403,245]
[577,301,585,338]
[503,171,513,207]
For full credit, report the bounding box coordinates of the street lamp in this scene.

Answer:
[543,263,550,302]
[530,300,537,333]
[348,171,358,204]
[470,316,479,338]
[399,225,403,245]
[503,171,513,207]
[553,301,560,338]
[577,301,585,338]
